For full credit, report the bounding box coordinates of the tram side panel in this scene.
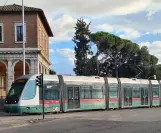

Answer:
[63,84,106,112]
[120,78,150,109]
[120,78,138,108]
[38,76,61,113]
[62,76,106,112]
[150,80,160,107]
[79,84,106,111]
[106,78,119,109]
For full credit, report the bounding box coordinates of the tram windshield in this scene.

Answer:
[6,79,28,101]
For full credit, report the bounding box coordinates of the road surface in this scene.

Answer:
[1,108,161,133]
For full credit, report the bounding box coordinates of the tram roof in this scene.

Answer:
[62,75,104,83]
[120,78,149,84]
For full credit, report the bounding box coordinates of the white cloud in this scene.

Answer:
[153,29,161,34]
[2,0,161,16]
[56,48,75,65]
[111,0,151,15]
[48,14,76,43]
[119,30,141,40]
[1,0,161,41]
[96,24,114,33]
[47,14,90,43]
[49,49,55,53]
[146,10,157,20]
[139,41,161,63]
[145,32,150,35]
[96,24,141,40]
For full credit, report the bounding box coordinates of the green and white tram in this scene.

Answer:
[4,74,161,114]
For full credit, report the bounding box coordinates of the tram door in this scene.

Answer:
[68,87,80,109]
[141,88,148,105]
[124,87,132,106]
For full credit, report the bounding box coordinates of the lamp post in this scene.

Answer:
[22,0,25,75]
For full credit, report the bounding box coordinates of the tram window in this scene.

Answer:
[153,86,159,98]
[133,88,140,98]
[68,87,73,99]
[92,86,104,99]
[22,80,36,100]
[43,85,59,100]
[81,86,92,99]
[74,87,79,99]
[109,87,118,98]
[7,79,27,100]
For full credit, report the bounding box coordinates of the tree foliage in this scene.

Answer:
[73,20,161,79]
[156,64,161,79]
[90,31,139,77]
[120,46,159,79]
[49,69,56,75]
[73,18,93,76]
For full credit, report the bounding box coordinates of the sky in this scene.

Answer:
[1,0,161,75]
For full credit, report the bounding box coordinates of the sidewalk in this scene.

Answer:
[0,111,78,130]
[0,111,29,130]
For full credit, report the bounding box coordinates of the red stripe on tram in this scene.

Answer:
[39,100,60,104]
[80,99,105,103]
[132,98,140,101]
[153,97,160,100]
[64,100,68,103]
[109,98,118,102]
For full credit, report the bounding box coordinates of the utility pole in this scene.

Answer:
[41,74,45,120]
[22,0,25,75]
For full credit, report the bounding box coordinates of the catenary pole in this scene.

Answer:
[22,0,25,75]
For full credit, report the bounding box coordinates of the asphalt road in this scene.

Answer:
[1,108,161,133]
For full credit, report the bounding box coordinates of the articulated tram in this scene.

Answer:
[4,74,161,113]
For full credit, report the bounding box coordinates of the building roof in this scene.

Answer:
[0,4,53,37]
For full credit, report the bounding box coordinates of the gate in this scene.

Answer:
[0,73,6,110]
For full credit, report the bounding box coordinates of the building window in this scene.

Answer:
[0,23,4,43]
[15,23,26,43]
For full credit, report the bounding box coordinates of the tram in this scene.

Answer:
[3,74,161,113]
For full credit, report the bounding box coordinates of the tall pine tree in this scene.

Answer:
[73,18,92,76]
